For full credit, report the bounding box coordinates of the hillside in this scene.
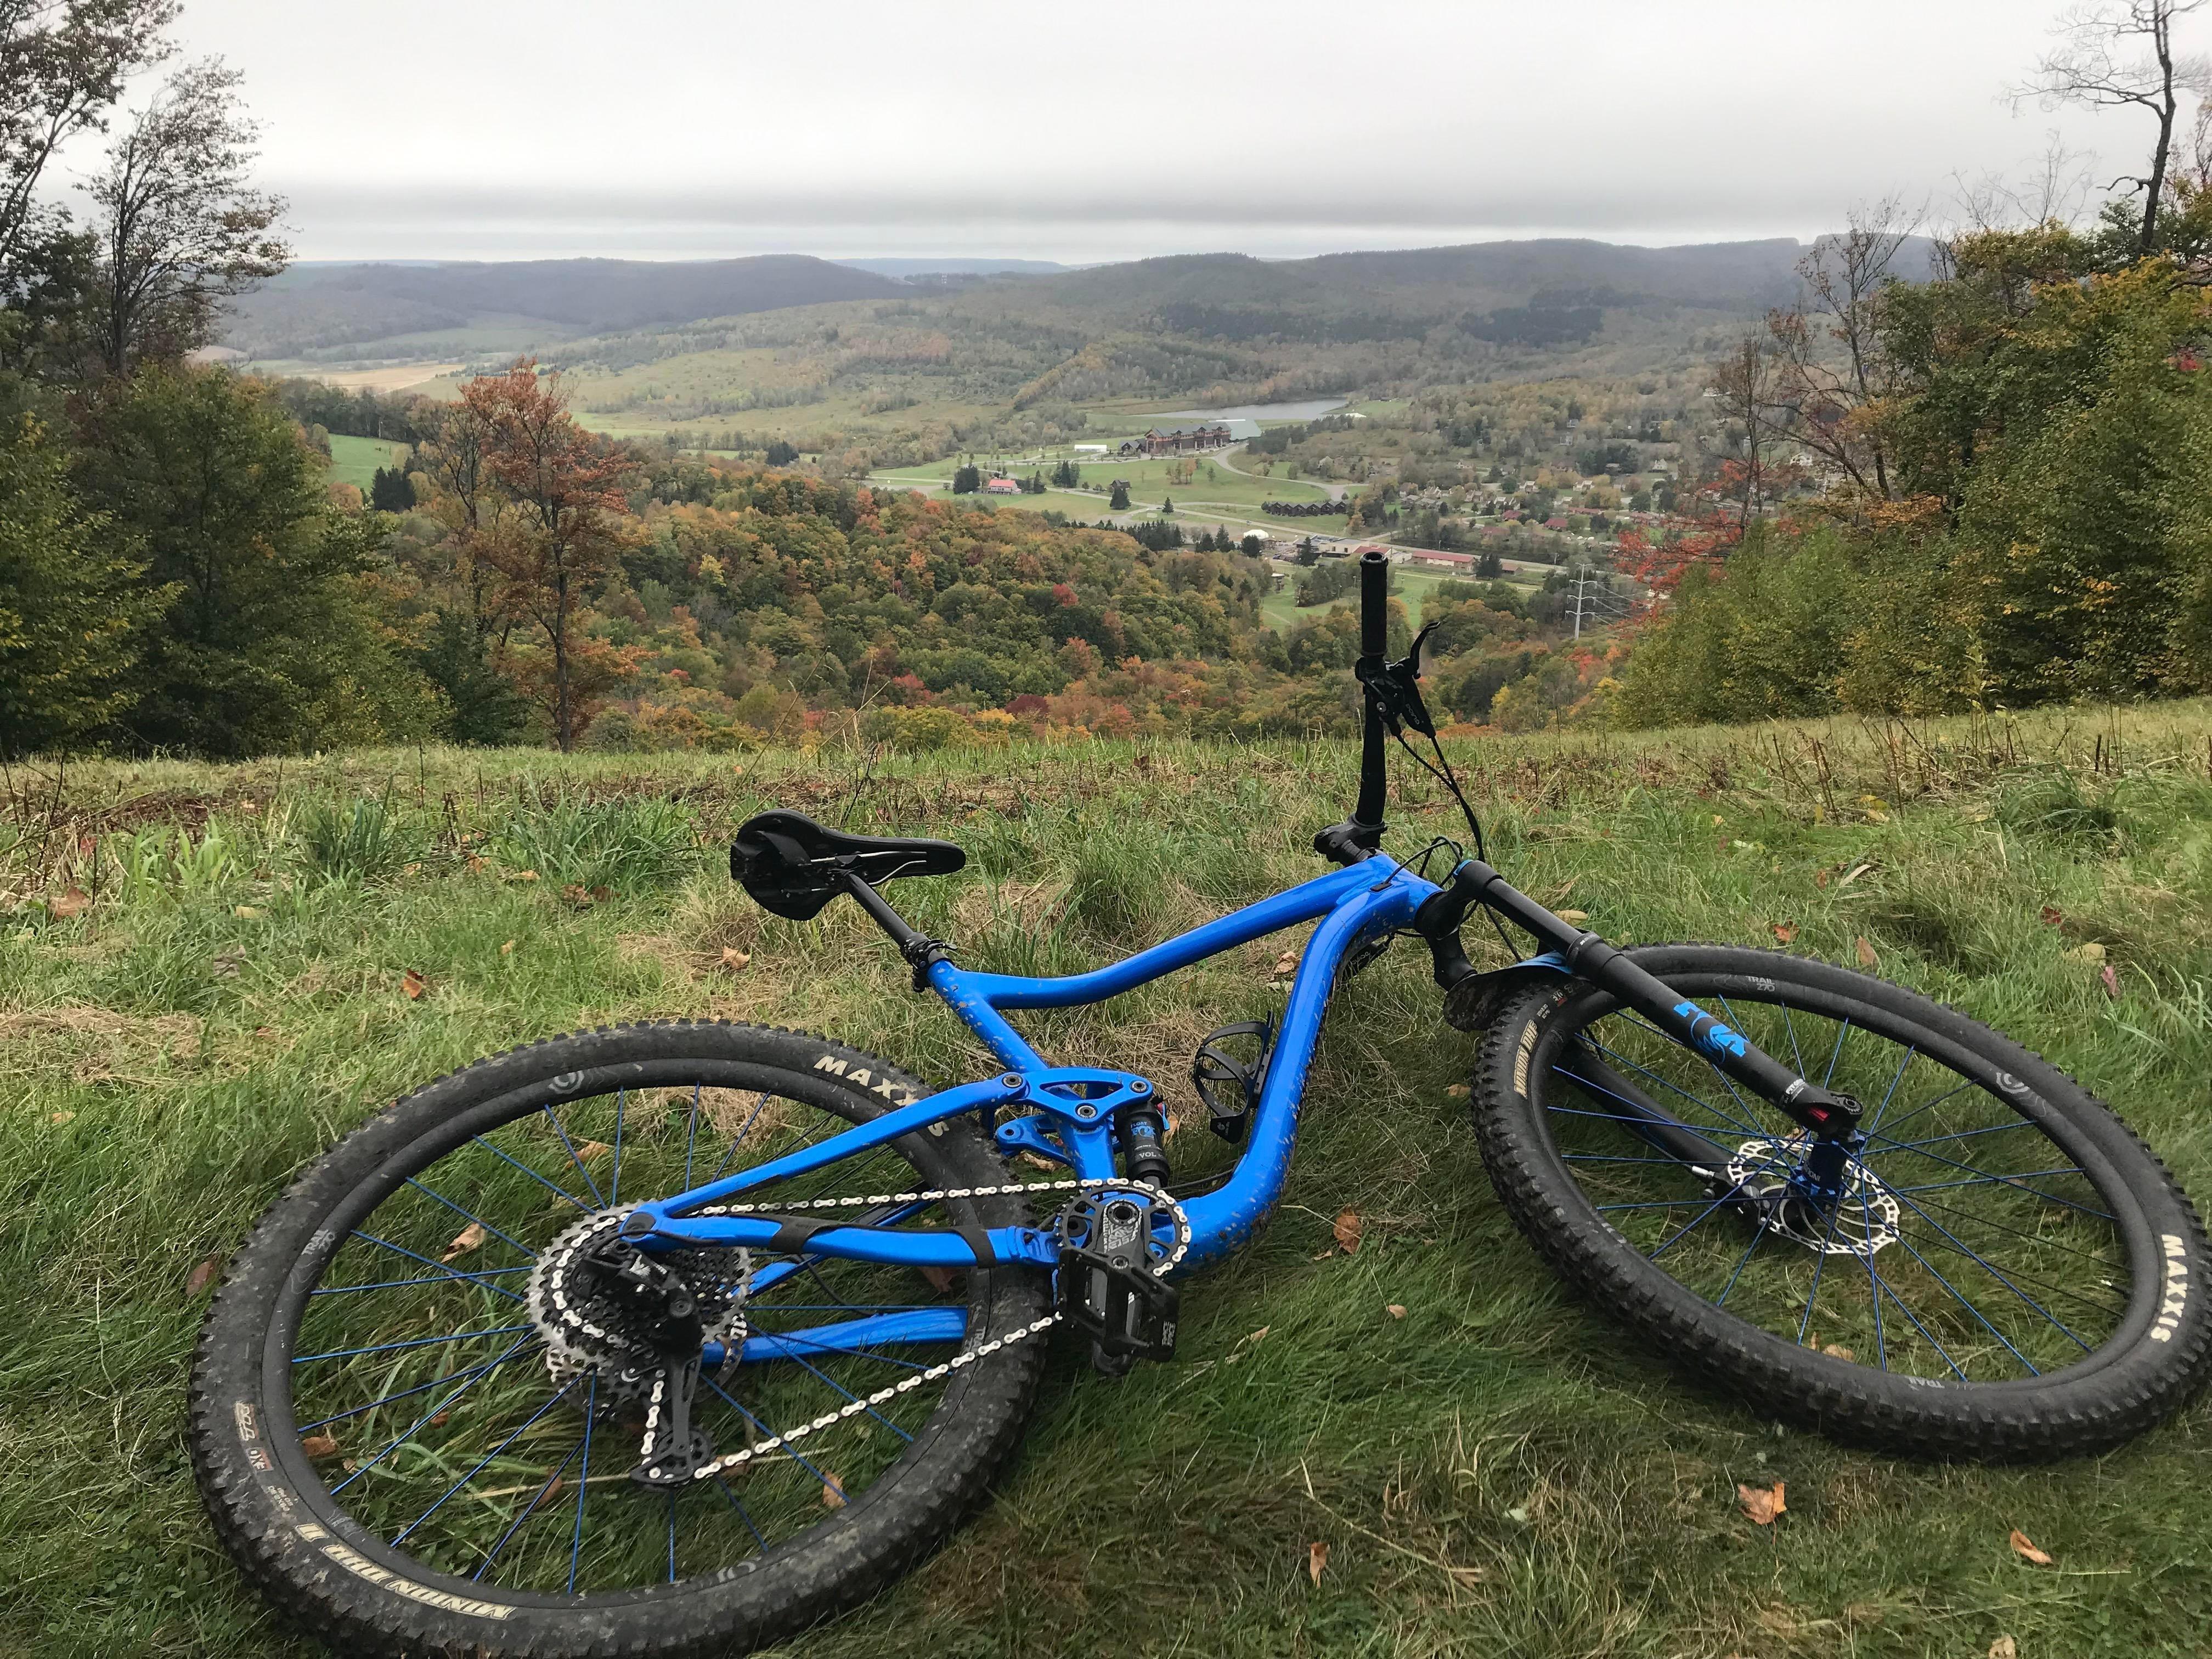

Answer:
[219,255,905,361]
[4,709,2209,1656]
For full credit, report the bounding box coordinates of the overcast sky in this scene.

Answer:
[75,0,2211,263]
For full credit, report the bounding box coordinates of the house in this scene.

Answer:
[982,477,1023,495]
[1115,422,1233,457]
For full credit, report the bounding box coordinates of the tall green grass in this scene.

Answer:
[2,708,2210,1656]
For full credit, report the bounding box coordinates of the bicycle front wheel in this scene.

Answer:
[189,1020,1051,1659]
[1472,945,2211,1458]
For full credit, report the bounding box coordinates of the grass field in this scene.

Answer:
[323,433,411,492]
[5,708,2211,1656]
[1256,562,1540,631]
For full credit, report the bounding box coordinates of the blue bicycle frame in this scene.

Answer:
[619,854,1437,1362]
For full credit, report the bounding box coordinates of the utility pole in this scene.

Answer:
[1572,566,1590,639]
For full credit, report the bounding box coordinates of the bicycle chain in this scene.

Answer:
[685,1178,1186,1486]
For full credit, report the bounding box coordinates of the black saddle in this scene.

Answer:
[730,810,966,921]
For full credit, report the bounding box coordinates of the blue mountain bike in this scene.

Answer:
[193,554,2210,1657]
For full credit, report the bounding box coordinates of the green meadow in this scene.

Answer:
[4,708,2210,1656]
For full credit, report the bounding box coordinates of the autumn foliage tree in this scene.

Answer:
[459,363,639,749]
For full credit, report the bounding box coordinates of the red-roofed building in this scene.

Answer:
[983,477,1022,495]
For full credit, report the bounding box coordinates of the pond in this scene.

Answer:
[1155,398,1349,422]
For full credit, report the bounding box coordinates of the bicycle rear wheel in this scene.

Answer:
[190,1020,1051,1658]
[1472,945,2211,1458]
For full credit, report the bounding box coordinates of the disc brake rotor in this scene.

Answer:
[1727,1135,1900,1259]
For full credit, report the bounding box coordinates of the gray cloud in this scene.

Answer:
[101,0,2208,262]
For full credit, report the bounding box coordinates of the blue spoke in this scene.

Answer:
[296,1323,534,1365]
[1887,1188,2093,1355]
[778,1350,917,1442]
[707,1093,776,1184]
[1792,1184,1854,1347]
[1562,1153,1715,1166]
[1646,1147,1791,1263]
[474,1435,584,1582]
[313,1265,533,1297]
[1856,1076,1977,1142]
[542,1104,606,1207]
[1782,1003,1806,1078]
[1857,1183,1887,1369]
[1893,1166,2086,1196]
[1713,1211,1774,1308]
[1867,1120,2037,1154]
[702,1375,843,1494]
[610,1088,627,1208]
[331,1334,540,1494]
[473,1136,592,1215]
[1863,1142,2111,1221]
[567,1372,598,1595]
[716,1475,767,1551]
[1554,1065,1742,1148]
[1822,1018,1851,1088]
[345,1232,531,1304]
[403,1178,539,1262]
[392,1374,583,1545]
[1879,1226,2043,1376]
[1867,1256,1968,1379]
[1865,1045,1918,1135]
[1592,1031,1765,1137]
[296,1341,541,1432]
[667,1489,678,1584]
[684,1084,702,1187]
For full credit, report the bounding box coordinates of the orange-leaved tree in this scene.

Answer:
[462,362,639,749]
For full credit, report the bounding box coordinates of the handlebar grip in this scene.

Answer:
[1358,550,1388,659]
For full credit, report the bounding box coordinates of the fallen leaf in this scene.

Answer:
[575,1139,613,1164]
[48,1110,74,1125]
[821,1471,847,1509]
[1272,949,1300,979]
[919,1265,959,1294]
[2008,1528,2052,1567]
[1814,867,1831,889]
[1556,909,1589,923]
[1990,1638,2018,1659]
[529,1476,565,1514]
[186,1255,222,1296]
[1820,1342,1856,1362]
[2038,906,2066,927]
[402,968,427,1000]
[1445,1083,1470,1099]
[1737,1480,1787,1525]
[1385,1304,1407,1319]
[1306,1541,1329,1584]
[1854,936,1880,969]
[500,939,516,956]
[1770,922,1798,945]
[590,885,611,904]
[2100,963,2120,1000]
[49,885,90,919]
[720,947,752,971]
[1712,815,1725,826]
[1839,861,1874,888]
[1332,1209,1364,1254]
[515,868,540,883]
[441,1222,487,1262]
[212,947,247,979]
[561,883,594,908]
[301,1434,341,1459]
[233,905,262,920]
[2063,941,2106,963]
[1243,1325,1270,1346]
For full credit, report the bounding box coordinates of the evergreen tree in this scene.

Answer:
[1108,478,1130,510]
[369,464,416,512]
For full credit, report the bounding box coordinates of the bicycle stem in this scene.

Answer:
[1415,858,1863,1144]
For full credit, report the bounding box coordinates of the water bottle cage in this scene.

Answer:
[1192,1019,1273,1144]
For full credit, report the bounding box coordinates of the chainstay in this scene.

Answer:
[686,1178,1184,1485]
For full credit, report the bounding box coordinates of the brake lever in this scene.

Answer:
[1357,620,1441,740]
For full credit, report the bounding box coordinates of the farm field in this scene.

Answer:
[245,360,466,397]
[323,432,410,492]
[4,708,2211,1657]
[1256,560,1543,631]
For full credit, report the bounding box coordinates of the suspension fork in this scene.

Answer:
[1415,860,1864,1181]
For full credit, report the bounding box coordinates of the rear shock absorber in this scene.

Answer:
[1116,1101,1172,1186]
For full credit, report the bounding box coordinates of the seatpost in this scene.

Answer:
[1350,549,1390,835]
